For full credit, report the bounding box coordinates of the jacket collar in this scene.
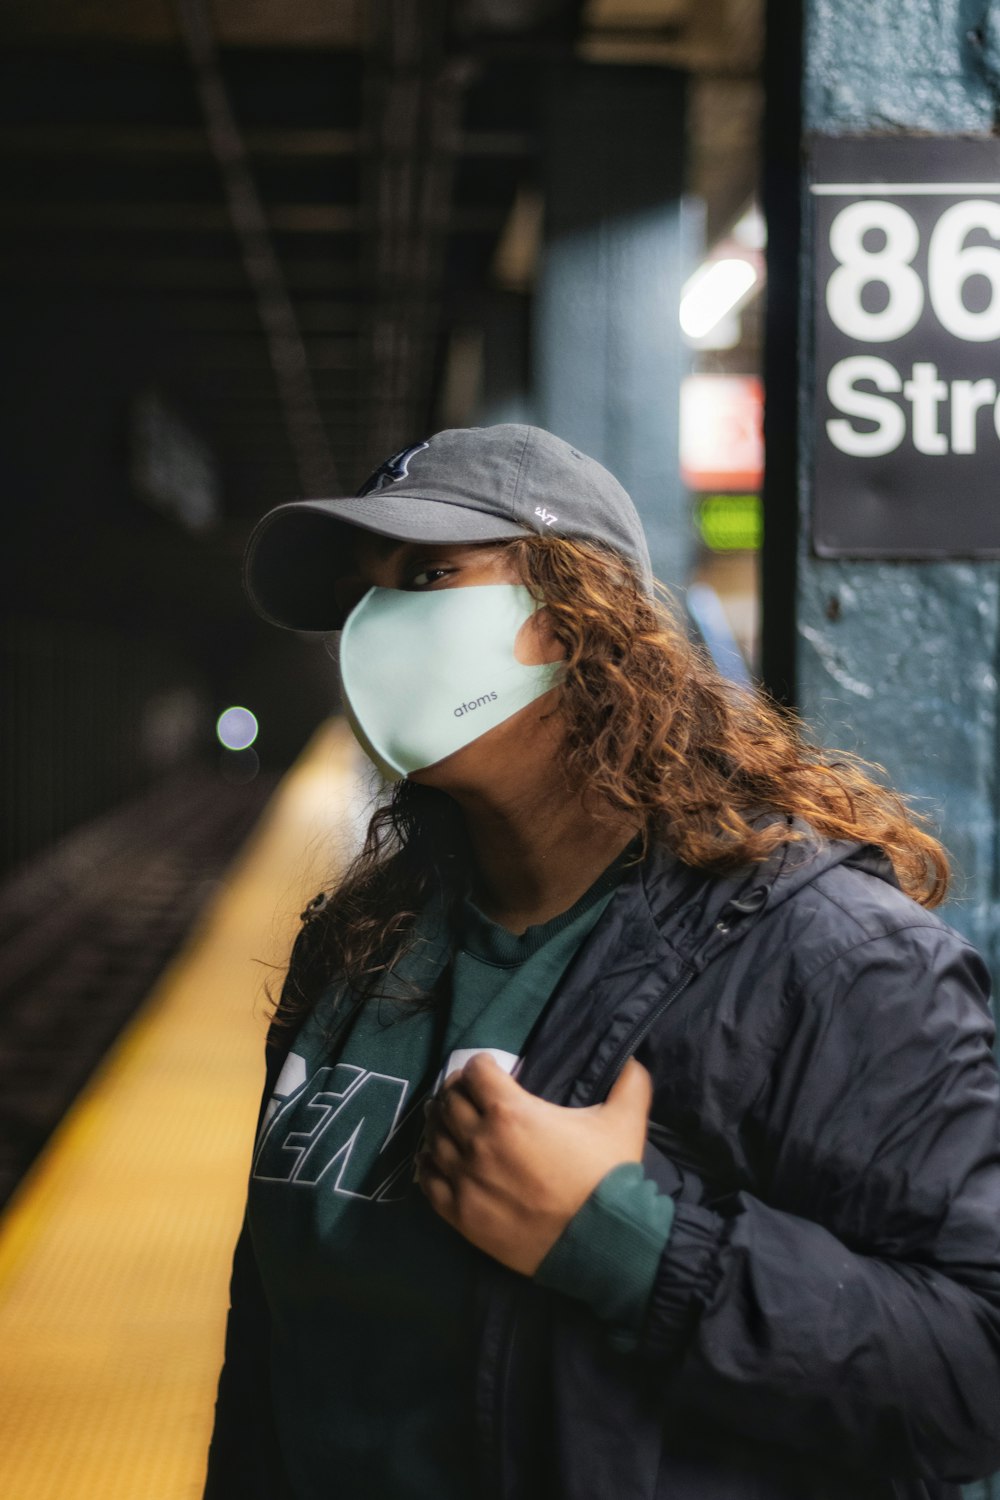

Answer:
[516,828,887,1106]
[516,843,691,1106]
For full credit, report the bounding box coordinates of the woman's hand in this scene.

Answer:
[416,1053,653,1275]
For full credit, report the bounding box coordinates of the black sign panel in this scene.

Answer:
[812,135,1000,557]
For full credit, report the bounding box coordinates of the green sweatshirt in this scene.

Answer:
[248,849,673,1499]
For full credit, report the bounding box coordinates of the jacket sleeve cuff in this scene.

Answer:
[641,1200,725,1357]
[533,1162,675,1347]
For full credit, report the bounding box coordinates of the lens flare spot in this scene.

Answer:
[216,706,258,751]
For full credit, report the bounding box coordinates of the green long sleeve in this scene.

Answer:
[534,1161,675,1350]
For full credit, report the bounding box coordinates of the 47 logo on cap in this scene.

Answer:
[357,441,430,496]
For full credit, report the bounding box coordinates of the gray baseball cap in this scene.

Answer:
[243,423,654,630]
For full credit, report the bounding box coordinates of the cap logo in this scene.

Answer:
[534,505,558,526]
[356,441,430,497]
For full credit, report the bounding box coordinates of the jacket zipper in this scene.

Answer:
[587,966,696,1103]
[486,969,698,1494]
[489,894,768,1483]
[586,887,769,1102]
[492,1297,518,1500]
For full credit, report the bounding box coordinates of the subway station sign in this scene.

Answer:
[812,136,1000,556]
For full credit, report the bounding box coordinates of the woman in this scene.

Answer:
[206,424,1000,1500]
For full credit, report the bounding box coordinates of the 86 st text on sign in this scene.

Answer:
[812,136,1000,557]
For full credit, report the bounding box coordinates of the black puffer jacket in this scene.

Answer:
[205,830,1000,1499]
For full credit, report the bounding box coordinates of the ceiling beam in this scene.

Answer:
[173,0,339,494]
[579,0,760,71]
[3,0,364,47]
[0,203,501,233]
[193,393,366,408]
[171,371,363,393]
[0,125,535,158]
[0,203,360,233]
[0,257,362,291]
[154,337,358,369]
[0,295,368,332]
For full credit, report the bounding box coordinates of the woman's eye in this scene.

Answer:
[409,567,451,588]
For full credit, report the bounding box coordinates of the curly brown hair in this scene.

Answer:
[273,534,949,1028]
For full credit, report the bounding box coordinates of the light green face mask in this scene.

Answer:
[337,583,564,780]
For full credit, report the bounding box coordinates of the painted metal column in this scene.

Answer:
[793,2,1000,970]
[478,290,534,430]
[533,63,693,594]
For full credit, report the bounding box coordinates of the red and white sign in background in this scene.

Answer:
[680,374,764,492]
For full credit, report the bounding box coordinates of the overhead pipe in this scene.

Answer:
[173,0,338,497]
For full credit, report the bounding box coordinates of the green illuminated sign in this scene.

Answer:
[697,493,762,552]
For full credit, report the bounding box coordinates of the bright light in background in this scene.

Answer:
[216,706,258,751]
[680,199,766,348]
[732,201,767,252]
[680,258,759,340]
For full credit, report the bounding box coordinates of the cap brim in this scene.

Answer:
[243,494,530,631]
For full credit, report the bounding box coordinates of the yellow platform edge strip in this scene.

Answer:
[0,718,365,1500]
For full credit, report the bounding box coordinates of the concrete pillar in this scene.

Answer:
[533,63,693,594]
[784,2,1000,970]
[478,290,534,429]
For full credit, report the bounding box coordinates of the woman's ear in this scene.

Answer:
[513,606,566,666]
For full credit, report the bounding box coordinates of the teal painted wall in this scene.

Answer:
[800,0,1000,971]
[534,64,694,595]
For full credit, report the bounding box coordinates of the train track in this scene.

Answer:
[0,765,276,1208]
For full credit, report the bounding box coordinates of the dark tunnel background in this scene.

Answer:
[0,0,763,1200]
[8,8,1000,1498]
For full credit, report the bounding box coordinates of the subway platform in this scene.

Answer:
[0,721,367,1500]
